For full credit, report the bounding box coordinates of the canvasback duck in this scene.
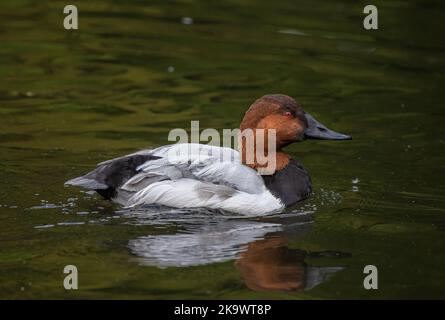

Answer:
[65,94,351,215]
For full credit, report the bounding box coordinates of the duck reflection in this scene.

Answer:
[236,236,343,291]
[128,220,283,267]
[126,210,345,292]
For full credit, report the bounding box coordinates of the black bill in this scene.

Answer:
[304,112,352,140]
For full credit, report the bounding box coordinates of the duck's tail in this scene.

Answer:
[65,153,159,199]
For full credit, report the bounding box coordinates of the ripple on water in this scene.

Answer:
[29,203,62,210]
[277,28,308,36]
[34,224,55,229]
[57,222,85,226]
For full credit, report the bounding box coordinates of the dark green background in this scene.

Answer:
[0,0,444,299]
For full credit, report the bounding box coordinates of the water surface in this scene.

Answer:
[0,0,444,299]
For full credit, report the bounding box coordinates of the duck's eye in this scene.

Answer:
[284,111,293,118]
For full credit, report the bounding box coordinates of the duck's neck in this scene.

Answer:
[238,131,290,175]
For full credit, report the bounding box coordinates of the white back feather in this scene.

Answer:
[115,144,283,215]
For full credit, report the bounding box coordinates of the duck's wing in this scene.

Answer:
[65,143,265,199]
[119,144,284,215]
[121,143,264,195]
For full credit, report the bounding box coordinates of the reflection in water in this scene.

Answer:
[126,207,346,292]
[129,220,282,267]
[236,236,343,291]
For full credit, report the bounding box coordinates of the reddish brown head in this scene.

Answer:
[240,94,308,148]
[239,94,351,173]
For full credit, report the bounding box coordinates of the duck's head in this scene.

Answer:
[239,94,351,172]
[240,94,351,145]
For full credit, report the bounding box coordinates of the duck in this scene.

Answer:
[65,94,351,216]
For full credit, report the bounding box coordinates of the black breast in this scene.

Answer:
[261,159,312,207]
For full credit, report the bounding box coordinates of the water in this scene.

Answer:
[0,0,444,299]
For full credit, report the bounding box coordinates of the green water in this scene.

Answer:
[1,0,444,299]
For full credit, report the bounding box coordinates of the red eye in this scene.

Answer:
[284,111,293,118]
